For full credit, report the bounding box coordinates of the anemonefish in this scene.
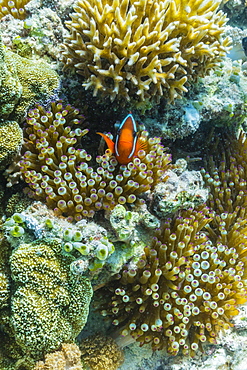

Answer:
[97,114,147,165]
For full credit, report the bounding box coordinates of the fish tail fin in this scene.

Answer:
[97,132,115,153]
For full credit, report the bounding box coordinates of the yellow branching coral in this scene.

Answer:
[19,101,171,221]
[79,334,124,370]
[62,0,231,103]
[0,0,31,19]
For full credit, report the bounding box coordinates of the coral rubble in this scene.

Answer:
[62,0,231,104]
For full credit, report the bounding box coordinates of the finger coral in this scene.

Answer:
[0,0,31,20]
[79,334,124,370]
[61,0,231,104]
[19,101,171,220]
[97,204,247,356]
[34,343,83,370]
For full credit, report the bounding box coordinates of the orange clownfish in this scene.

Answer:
[97,114,147,165]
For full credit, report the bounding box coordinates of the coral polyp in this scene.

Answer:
[19,101,171,221]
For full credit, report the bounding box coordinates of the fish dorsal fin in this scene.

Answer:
[97,132,115,154]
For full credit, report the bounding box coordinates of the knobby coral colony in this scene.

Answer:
[97,132,247,356]
[62,0,231,103]
[0,0,31,19]
[19,101,171,221]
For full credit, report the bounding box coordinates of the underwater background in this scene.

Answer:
[1,0,247,369]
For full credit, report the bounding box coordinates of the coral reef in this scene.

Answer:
[0,237,93,363]
[94,131,247,358]
[79,334,124,370]
[2,201,157,289]
[0,120,23,171]
[19,101,171,220]
[0,0,32,20]
[139,55,247,140]
[151,167,208,219]
[34,343,83,370]
[0,232,11,310]
[61,0,231,104]
[109,205,141,242]
[97,195,247,355]
[0,33,22,118]
[0,32,59,120]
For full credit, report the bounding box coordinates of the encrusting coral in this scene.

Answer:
[34,343,83,370]
[0,0,32,20]
[62,0,231,104]
[19,101,171,221]
[79,334,124,370]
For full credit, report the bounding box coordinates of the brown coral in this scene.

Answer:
[19,101,171,221]
[34,343,83,370]
[62,0,231,104]
[0,0,31,20]
[79,334,124,370]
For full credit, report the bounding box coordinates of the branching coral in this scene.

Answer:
[97,205,247,355]
[0,0,31,20]
[19,101,171,220]
[61,0,231,104]
[79,334,124,370]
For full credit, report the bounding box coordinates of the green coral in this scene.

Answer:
[0,238,93,366]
